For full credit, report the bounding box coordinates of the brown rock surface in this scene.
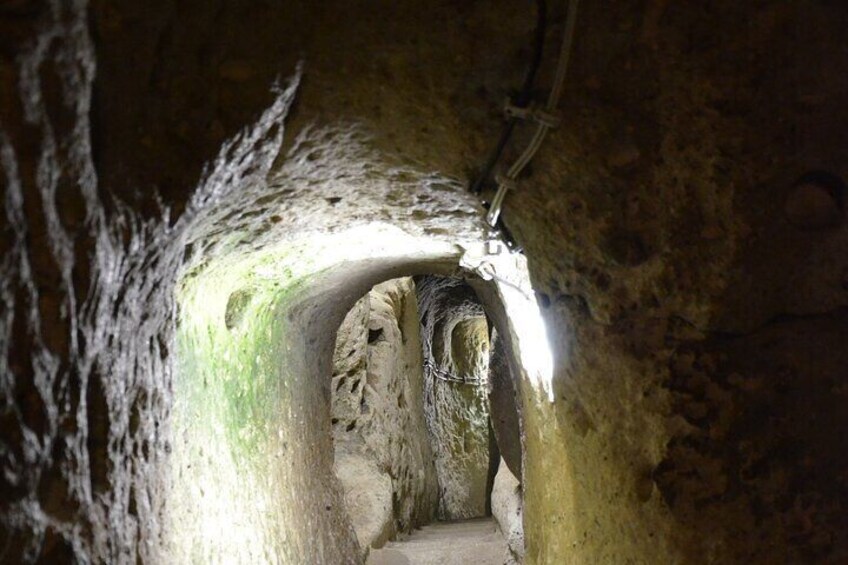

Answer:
[331,278,439,551]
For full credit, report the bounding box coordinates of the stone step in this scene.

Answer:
[366,518,508,565]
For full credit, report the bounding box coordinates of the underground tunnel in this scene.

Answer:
[3,0,848,564]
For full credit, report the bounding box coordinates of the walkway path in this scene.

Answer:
[366,518,510,565]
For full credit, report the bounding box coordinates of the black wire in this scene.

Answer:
[470,0,547,196]
[517,0,548,107]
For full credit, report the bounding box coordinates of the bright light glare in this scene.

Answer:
[460,241,555,401]
[499,282,555,400]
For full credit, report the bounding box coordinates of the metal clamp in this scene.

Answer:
[504,100,561,129]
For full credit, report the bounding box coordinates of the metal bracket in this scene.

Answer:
[485,240,504,256]
[504,99,561,129]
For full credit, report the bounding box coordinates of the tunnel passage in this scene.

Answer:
[416,276,495,520]
[329,274,531,561]
[0,10,557,556]
[173,243,550,561]
[0,3,562,559]
[6,1,848,563]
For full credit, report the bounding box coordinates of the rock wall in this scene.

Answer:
[331,278,439,551]
[416,276,492,520]
[505,2,848,562]
[492,459,524,563]
[488,331,522,480]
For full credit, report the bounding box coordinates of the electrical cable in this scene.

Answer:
[425,361,486,387]
[470,0,548,196]
[486,0,580,227]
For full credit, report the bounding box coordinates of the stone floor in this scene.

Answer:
[366,518,511,565]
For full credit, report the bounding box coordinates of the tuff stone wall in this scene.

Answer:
[416,276,492,520]
[506,3,848,562]
[492,458,524,563]
[331,278,439,552]
[487,330,522,480]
